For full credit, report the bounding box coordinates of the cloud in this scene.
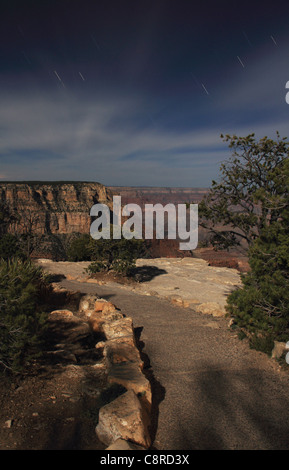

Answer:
[213,34,289,117]
[0,65,287,187]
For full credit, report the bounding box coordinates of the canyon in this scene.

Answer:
[108,186,207,205]
[2,182,286,451]
[0,181,114,235]
[0,181,247,268]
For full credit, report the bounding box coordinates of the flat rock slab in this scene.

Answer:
[38,257,242,317]
[132,258,242,315]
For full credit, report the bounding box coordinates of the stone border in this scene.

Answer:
[77,294,152,450]
[49,285,153,449]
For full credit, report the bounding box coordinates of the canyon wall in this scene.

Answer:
[109,186,207,205]
[0,182,114,235]
[0,182,247,268]
[0,182,201,260]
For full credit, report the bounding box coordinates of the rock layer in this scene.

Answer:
[0,181,113,235]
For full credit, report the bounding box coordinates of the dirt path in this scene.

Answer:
[37,257,243,316]
[57,276,289,450]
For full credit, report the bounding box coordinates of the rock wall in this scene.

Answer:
[77,293,152,449]
[0,181,114,235]
[47,284,152,450]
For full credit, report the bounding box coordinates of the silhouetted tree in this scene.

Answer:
[199,133,289,251]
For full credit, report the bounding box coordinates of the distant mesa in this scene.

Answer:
[108,186,208,205]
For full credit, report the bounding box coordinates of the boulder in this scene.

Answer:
[48,309,92,351]
[4,419,13,428]
[106,438,146,450]
[78,294,99,314]
[107,362,152,408]
[195,301,225,317]
[271,341,288,360]
[102,317,135,342]
[95,390,151,448]
[168,295,192,309]
[94,300,118,313]
[104,338,144,369]
[88,309,124,333]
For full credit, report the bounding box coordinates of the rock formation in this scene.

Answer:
[0,181,114,235]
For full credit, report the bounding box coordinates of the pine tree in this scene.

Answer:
[199,133,289,250]
[226,158,289,353]
[0,259,48,373]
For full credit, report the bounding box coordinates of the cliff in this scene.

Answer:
[108,186,207,205]
[0,181,114,235]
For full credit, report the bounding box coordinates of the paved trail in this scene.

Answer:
[60,278,289,450]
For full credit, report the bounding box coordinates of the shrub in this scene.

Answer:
[0,258,49,373]
[226,158,289,353]
[227,222,289,352]
[0,233,25,260]
[87,237,145,276]
[66,230,147,276]
[67,234,91,261]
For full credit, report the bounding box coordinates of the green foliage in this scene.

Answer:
[0,258,49,373]
[199,132,289,250]
[67,228,146,276]
[0,233,25,260]
[87,236,145,276]
[0,202,18,236]
[86,260,106,273]
[67,234,91,261]
[226,157,289,353]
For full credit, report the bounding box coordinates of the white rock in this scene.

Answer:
[271,341,287,360]
[195,301,226,317]
[95,390,151,448]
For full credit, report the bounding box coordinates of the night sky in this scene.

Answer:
[1,0,289,186]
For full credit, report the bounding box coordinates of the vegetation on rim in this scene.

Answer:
[200,133,289,353]
[67,231,146,276]
[0,258,49,373]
